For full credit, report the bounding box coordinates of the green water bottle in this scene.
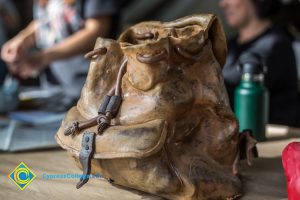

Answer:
[234,52,269,142]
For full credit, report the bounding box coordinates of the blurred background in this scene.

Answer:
[0,0,300,151]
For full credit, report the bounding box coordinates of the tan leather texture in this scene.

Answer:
[56,107,168,159]
[56,14,242,200]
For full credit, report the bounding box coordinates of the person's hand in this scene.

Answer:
[8,62,39,79]
[23,51,49,78]
[7,51,49,79]
[1,36,28,64]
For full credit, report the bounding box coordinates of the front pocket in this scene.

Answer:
[55,106,169,159]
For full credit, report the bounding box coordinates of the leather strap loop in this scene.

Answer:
[174,46,202,61]
[134,32,155,40]
[136,49,168,64]
[84,47,107,60]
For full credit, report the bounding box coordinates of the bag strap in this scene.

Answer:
[64,48,127,136]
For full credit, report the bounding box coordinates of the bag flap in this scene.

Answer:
[56,107,168,159]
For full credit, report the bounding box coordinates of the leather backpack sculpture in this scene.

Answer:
[56,14,256,200]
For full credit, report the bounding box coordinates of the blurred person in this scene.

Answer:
[280,0,300,80]
[220,0,299,126]
[1,0,120,103]
[0,0,19,85]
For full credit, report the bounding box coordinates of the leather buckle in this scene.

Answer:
[76,132,96,189]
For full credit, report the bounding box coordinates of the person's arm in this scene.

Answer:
[17,21,36,46]
[7,0,119,79]
[1,21,36,64]
[42,16,111,64]
[46,0,120,61]
[26,16,111,73]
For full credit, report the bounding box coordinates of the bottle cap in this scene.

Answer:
[239,52,266,75]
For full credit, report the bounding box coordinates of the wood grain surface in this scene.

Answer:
[1,129,299,200]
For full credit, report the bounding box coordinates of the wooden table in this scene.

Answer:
[0,125,299,200]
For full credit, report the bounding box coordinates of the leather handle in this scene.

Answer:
[174,46,202,61]
[134,32,155,40]
[84,47,107,59]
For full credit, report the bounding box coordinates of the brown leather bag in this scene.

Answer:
[56,14,255,200]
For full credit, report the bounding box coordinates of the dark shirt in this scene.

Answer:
[0,60,6,86]
[78,0,121,38]
[223,25,299,126]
